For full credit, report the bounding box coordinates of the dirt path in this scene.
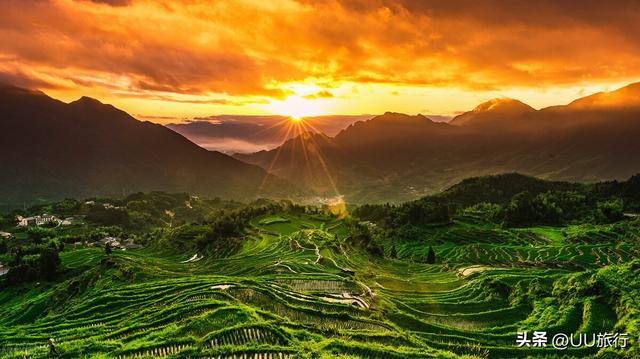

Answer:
[292,239,323,264]
[312,243,322,264]
[181,254,203,263]
[274,261,298,273]
[318,293,370,309]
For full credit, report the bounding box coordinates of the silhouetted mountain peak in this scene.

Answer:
[0,83,47,97]
[378,112,428,120]
[283,130,330,145]
[70,96,107,107]
[380,111,425,117]
[355,112,433,128]
[450,98,535,126]
[472,98,534,113]
[0,84,64,116]
[0,85,296,203]
[300,130,319,139]
[568,82,640,109]
[67,96,135,124]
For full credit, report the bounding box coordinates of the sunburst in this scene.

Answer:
[256,108,342,204]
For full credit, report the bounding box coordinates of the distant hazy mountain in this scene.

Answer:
[236,83,640,203]
[166,114,372,154]
[0,85,295,205]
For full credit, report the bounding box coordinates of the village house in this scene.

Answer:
[99,236,121,248]
[98,236,142,250]
[61,217,81,226]
[17,215,61,227]
[0,231,13,239]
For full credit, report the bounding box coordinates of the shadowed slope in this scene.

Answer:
[0,85,297,204]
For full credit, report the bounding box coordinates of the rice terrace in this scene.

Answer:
[2,1,640,358]
[1,174,639,358]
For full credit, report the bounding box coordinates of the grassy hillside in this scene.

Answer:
[1,215,638,357]
[0,176,638,358]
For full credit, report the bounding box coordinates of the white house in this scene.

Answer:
[17,215,61,227]
[100,236,121,248]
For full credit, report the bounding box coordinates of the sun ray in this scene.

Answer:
[295,118,341,197]
[246,117,291,141]
[255,83,345,199]
[257,118,297,195]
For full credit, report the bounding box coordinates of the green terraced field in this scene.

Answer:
[0,213,637,358]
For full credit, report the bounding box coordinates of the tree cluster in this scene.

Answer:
[3,242,61,286]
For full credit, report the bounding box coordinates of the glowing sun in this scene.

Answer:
[268,95,322,120]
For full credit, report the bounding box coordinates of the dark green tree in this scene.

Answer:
[26,227,55,243]
[0,239,7,254]
[39,247,60,280]
[596,198,625,223]
[503,191,535,227]
[104,243,112,255]
[86,206,130,227]
[426,246,436,264]
[53,198,80,216]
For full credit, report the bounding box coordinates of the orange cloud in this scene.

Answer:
[304,90,334,99]
[0,0,639,115]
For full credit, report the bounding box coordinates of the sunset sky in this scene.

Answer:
[2,0,640,123]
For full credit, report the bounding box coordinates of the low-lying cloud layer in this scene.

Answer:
[166,115,371,154]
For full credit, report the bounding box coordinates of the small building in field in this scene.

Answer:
[61,217,81,226]
[100,236,121,248]
[0,231,13,239]
[17,215,61,227]
[98,237,142,250]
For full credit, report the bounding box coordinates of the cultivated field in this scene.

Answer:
[0,213,637,358]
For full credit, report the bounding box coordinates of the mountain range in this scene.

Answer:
[0,85,294,206]
[165,115,372,154]
[236,83,640,203]
[2,82,639,206]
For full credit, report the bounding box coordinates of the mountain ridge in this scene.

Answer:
[450,98,536,127]
[0,84,298,205]
[238,82,640,203]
